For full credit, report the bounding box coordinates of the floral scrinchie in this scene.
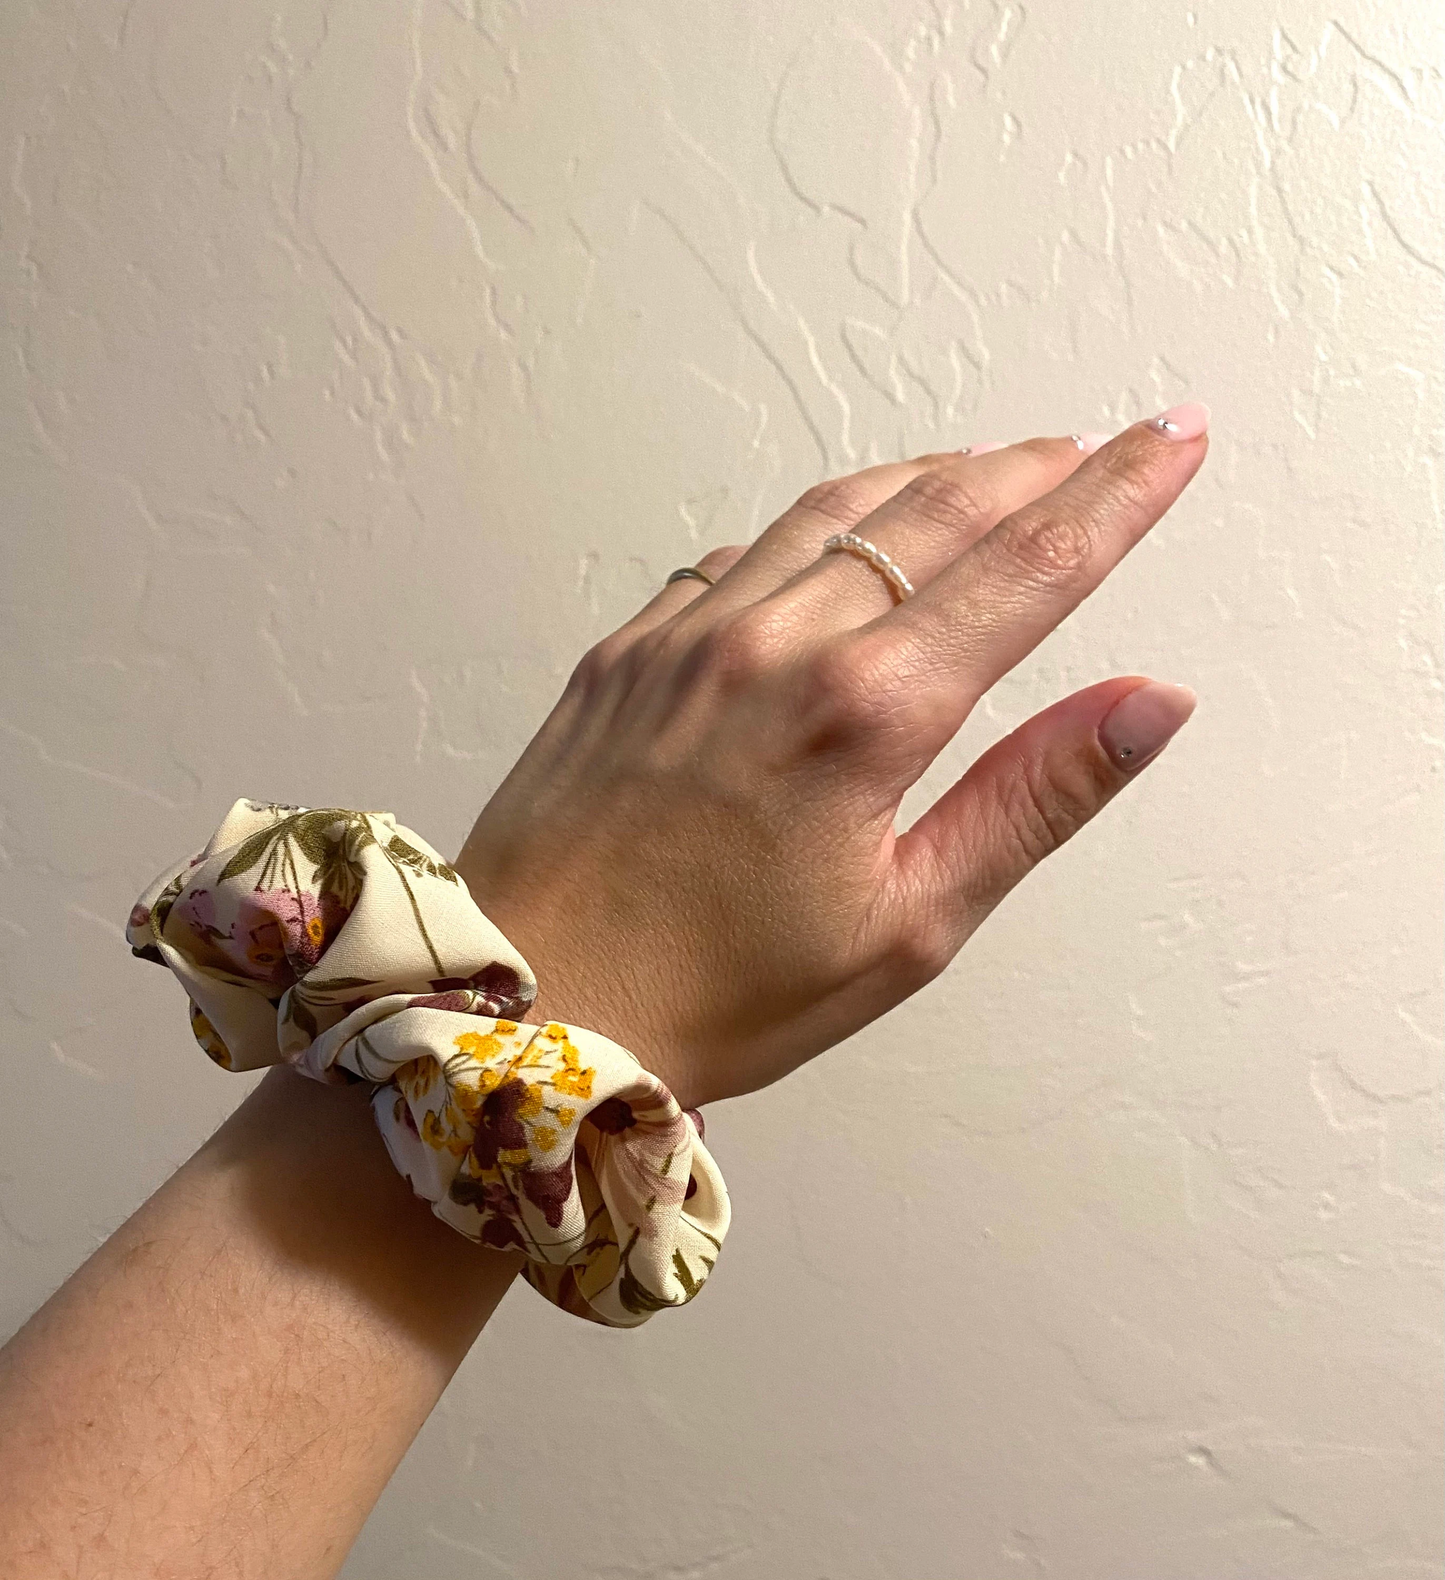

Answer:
[126,799,729,1327]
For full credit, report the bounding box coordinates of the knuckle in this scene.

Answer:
[626,625,672,673]
[1001,750,1112,865]
[996,507,1097,583]
[567,634,628,695]
[793,474,879,530]
[1094,433,1172,508]
[895,465,997,531]
[884,917,955,990]
[690,609,783,683]
[1012,434,1074,466]
[696,542,748,576]
[802,636,899,728]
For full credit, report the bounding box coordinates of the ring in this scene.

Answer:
[665,566,716,588]
[822,532,915,601]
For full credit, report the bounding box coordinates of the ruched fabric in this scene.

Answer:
[127,799,729,1326]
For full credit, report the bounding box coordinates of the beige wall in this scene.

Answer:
[3,2,1441,1575]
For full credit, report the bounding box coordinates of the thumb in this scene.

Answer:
[893,676,1197,940]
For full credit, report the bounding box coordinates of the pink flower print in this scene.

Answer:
[590,1099,692,1233]
[425,964,529,1016]
[169,887,324,989]
[406,990,476,1013]
[481,1210,525,1251]
[470,962,530,1015]
[588,1097,637,1135]
[232,892,296,986]
[469,1078,530,1172]
[169,886,260,979]
[230,888,350,983]
[521,1160,575,1230]
[171,885,220,941]
[448,1174,526,1249]
[320,887,352,938]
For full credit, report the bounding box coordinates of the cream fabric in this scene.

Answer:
[127,799,729,1326]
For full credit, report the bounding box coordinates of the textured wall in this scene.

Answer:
[2,2,1441,1575]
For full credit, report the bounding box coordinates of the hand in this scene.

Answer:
[456,410,1207,1111]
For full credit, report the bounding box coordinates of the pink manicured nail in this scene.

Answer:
[1073,431,1113,455]
[1098,681,1197,772]
[968,439,1007,454]
[1147,402,1210,441]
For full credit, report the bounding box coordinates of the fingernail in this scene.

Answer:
[1071,431,1113,455]
[1146,402,1211,441]
[969,439,1007,454]
[1098,681,1197,772]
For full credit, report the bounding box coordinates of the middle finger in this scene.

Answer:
[874,404,1211,724]
[765,432,1110,636]
[694,451,963,620]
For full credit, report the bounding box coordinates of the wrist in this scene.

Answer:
[122,799,725,1340]
[200,1065,523,1350]
[522,988,699,1112]
[455,854,702,1110]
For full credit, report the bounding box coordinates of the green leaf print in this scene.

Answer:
[385,834,458,885]
[297,975,382,994]
[216,822,285,884]
[616,1227,681,1315]
[671,1251,701,1301]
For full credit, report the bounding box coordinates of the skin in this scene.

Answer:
[463,420,1205,1108]
[0,1067,523,1579]
[0,418,1205,1576]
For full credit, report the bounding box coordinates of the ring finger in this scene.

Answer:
[685,451,967,620]
[619,454,963,643]
[767,431,1111,636]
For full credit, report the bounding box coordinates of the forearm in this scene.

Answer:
[0,1064,521,1579]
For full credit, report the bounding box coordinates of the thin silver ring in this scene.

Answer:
[665,566,716,588]
[822,532,915,601]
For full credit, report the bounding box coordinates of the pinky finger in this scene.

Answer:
[892,676,1198,941]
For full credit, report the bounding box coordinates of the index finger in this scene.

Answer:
[872,403,1210,715]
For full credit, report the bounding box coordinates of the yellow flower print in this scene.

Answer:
[423,1105,470,1157]
[454,1029,506,1063]
[533,1126,558,1152]
[421,1108,448,1151]
[552,1044,595,1100]
[556,1106,575,1128]
[495,1019,518,1034]
[190,1006,232,1070]
[452,1081,483,1122]
[394,1056,435,1105]
[517,1083,545,1121]
[305,914,325,947]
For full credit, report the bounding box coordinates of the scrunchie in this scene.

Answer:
[126,799,729,1327]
